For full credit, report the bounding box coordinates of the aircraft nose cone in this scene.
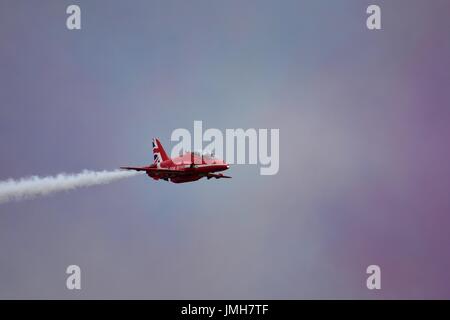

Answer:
[225,164,230,170]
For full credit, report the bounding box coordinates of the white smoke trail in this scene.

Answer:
[0,170,143,204]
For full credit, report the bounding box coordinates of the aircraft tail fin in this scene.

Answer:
[152,138,170,163]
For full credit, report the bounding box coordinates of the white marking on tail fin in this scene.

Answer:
[152,138,169,164]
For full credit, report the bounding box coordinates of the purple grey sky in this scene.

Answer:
[1,0,450,298]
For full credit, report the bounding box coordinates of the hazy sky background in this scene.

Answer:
[1,0,450,298]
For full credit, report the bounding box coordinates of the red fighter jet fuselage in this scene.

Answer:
[121,138,231,183]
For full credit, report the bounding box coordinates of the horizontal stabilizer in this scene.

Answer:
[120,166,149,171]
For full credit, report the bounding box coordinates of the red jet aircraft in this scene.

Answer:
[121,138,231,183]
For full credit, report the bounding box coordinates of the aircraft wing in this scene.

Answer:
[144,168,195,177]
[206,173,232,179]
[121,166,194,178]
[121,167,231,179]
